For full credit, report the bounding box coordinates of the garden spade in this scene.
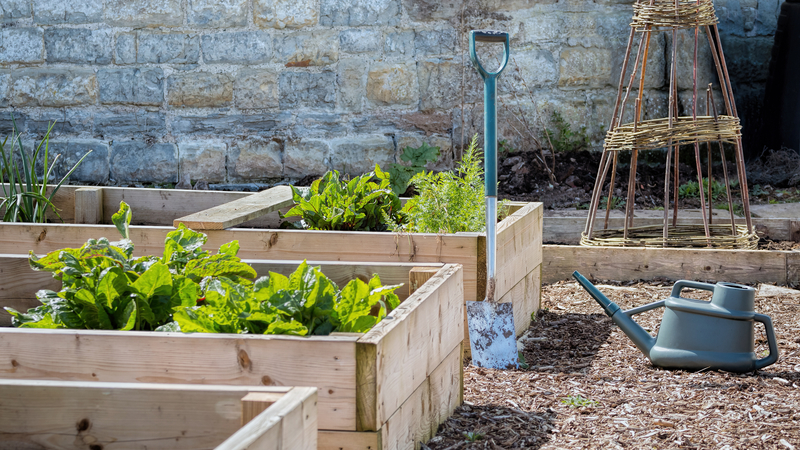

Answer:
[466,30,518,369]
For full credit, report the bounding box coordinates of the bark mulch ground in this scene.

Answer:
[424,280,800,449]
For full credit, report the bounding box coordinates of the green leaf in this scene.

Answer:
[266,318,308,336]
[335,279,372,331]
[183,254,257,283]
[112,201,132,240]
[132,262,173,299]
[219,240,240,257]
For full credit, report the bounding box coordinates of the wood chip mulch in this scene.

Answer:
[424,280,800,449]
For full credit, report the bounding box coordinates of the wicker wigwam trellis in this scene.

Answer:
[581,0,759,249]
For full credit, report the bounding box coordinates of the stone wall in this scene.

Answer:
[0,0,781,185]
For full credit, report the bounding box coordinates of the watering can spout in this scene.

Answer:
[572,271,656,358]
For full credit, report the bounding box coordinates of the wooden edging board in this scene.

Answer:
[0,263,465,450]
[0,381,317,450]
[543,244,800,286]
[0,201,543,346]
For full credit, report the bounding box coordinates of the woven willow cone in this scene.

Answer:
[581,0,758,249]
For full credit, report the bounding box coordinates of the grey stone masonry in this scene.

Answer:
[0,0,780,185]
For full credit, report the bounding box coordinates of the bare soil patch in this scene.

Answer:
[424,280,800,449]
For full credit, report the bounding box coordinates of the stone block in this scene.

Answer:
[320,0,400,26]
[104,0,183,27]
[366,62,418,107]
[44,28,112,64]
[168,72,233,108]
[384,31,415,58]
[284,139,330,177]
[414,29,457,56]
[417,57,479,111]
[110,142,178,183]
[42,140,110,184]
[98,68,164,105]
[235,69,279,109]
[721,36,773,83]
[138,33,200,64]
[339,29,381,54]
[612,33,666,90]
[274,31,337,66]
[0,28,43,63]
[337,58,366,112]
[559,47,613,88]
[201,31,272,64]
[228,138,283,180]
[188,0,247,28]
[505,48,559,90]
[33,0,103,24]
[292,113,347,138]
[12,70,96,107]
[0,72,9,107]
[254,0,318,29]
[26,110,93,134]
[178,140,226,182]
[94,111,166,137]
[115,33,136,65]
[1,0,30,19]
[279,71,336,110]
[331,134,395,176]
[171,112,292,135]
[404,0,550,21]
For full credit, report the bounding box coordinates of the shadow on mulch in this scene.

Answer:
[424,404,556,450]
[520,310,614,373]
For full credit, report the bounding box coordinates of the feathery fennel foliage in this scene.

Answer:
[390,135,507,234]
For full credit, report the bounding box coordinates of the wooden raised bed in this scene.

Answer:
[0,185,543,345]
[0,380,317,450]
[0,261,465,450]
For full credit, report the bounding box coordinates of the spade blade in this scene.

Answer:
[466,300,518,369]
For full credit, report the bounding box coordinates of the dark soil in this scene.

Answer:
[498,148,800,210]
[424,280,800,450]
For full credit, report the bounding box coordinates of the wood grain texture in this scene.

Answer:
[543,245,789,284]
[379,342,463,450]
[73,187,103,225]
[356,264,464,431]
[408,267,440,296]
[318,431,380,450]
[173,186,294,230]
[241,392,284,425]
[0,380,307,450]
[0,329,358,431]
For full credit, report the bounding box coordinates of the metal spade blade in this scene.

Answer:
[466,300,518,369]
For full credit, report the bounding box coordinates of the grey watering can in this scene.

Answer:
[573,271,779,373]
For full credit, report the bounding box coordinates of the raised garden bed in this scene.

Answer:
[0,380,317,450]
[0,185,543,345]
[0,260,464,450]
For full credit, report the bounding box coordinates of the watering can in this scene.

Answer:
[573,271,779,373]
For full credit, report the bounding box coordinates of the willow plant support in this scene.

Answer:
[582,0,757,249]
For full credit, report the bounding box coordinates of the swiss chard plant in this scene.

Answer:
[386,142,440,195]
[281,166,406,231]
[5,201,256,331]
[168,261,401,336]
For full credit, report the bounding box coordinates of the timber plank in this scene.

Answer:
[356,264,464,430]
[0,380,305,450]
[0,329,358,431]
[543,245,789,284]
[74,187,103,224]
[318,431,381,450]
[173,186,294,230]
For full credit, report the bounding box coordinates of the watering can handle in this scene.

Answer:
[469,30,510,79]
[753,313,780,370]
[670,280,715,299]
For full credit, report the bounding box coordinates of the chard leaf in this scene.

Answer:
[335,279,372,331]
[112,201,132,240]
[155,321,181,332]
[171,275,198,309]
[118,299,136,331]
[183,254,257,283]
[96,267,127,308]
[173,309,218,333]
[132,262,173,300]
[266,318,308,336]
[219,240,240,257]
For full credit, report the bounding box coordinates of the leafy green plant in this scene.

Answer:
[599,195,626,210]
[463,431,484,442]
[542,111,589,153]
[386,142,440,195]
[282,166,406,231]
[6,202,256,331]
[678,178,726,200]
[0,120,91,223]
[390,136,507,234]
[715,201,744,217]
[561,395,599,408]
[171,261,401,336]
